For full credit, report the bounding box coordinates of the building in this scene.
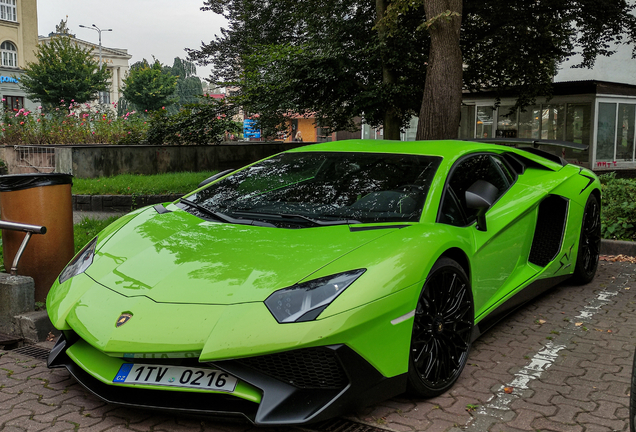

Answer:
[39,30,131,108]
[0,0,38,111]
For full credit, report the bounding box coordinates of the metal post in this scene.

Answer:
[79,24,112,104]
[0,220,47,276]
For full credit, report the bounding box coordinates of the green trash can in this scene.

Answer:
[0,173,74,302]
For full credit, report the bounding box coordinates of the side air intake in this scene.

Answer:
[529,195,569,267]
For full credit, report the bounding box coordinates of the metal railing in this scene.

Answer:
[0,221,46,275]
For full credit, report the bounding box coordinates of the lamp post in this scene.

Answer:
[78,24,112,69]
[79,24,112,104]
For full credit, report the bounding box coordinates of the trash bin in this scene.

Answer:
[0,173,74,302]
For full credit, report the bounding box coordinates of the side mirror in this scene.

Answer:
[198,168,236,188]
[465,180,499,231]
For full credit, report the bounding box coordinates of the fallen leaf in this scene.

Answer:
[575,322,583,326]
[503,387,513,394]
[537,319,546,325]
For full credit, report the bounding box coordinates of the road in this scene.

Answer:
[1,259,634,431]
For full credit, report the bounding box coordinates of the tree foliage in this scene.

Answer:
[19,36,110,107]
[121,59,178,112]
[144,96,240,145]
[188,0,428,139]
[189,0,636,140]
[165,57,204,109]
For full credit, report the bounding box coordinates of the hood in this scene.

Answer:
[84,207,400,304]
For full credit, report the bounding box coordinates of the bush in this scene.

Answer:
[0,95,240,146]
[600,173,636,240]
[145,96,240,145]
[0,101,148,145]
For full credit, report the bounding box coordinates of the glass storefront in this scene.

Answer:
[597,103,617,162]
[476,106,494,138]
[458,102,592,165]
[518,107,540,139]
[616,103,635,162]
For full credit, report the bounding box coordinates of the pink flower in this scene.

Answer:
[19,121,24,125]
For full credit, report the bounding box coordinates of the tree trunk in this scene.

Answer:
[416,0,463,140]
[377,0,402,141]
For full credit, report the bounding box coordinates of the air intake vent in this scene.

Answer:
[239,347,348,389]
[529,195,568,267]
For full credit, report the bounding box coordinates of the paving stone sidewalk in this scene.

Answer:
[1,260,635,431]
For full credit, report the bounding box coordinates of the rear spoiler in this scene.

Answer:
[467,138,588,151]
[466,139,588,167]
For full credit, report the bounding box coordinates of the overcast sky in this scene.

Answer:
[36,0,226,80]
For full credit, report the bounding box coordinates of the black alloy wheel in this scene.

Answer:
[572,194,601,285]
[407,257,474,398]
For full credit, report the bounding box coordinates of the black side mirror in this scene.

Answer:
[198,168,236,188]
[465,180,499,231]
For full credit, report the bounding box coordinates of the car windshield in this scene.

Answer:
[180,152,441,226]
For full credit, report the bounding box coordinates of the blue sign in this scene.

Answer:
[243,119,261,138]
[0,76,19,83]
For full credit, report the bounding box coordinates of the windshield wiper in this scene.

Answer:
[232,211,361,227]
[179,198,275,227]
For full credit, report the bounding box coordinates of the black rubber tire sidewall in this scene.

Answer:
[407,257,474,398]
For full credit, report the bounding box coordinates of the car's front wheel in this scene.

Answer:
[572,193,601,285]
[407,257,474,398]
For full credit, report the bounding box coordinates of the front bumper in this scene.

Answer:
[48,333,407,425]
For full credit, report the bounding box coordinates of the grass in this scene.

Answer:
[72,171,217,195]
[0,215,123,273]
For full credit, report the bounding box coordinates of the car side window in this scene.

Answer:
[439,154,512,227]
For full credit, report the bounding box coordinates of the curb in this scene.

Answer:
[72,194,184,212]
[600,239,636,257]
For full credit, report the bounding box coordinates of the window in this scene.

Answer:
[0,0,16,22]
[438,154,513,227]
[458,105,475,138]
[3,95,23,111]
[476,106,494,138]
[1,41,17,67]
[597,103,617,162]
[99,91,110,105]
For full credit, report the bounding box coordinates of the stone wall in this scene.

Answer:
[4,142,307,178]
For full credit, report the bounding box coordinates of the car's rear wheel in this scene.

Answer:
[572,194,601,285]
[407,257,474,398]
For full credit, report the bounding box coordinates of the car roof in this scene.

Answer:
[289,139,565,171]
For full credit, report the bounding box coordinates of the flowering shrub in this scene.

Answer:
[0,96,240,145]
[0,101,148,145]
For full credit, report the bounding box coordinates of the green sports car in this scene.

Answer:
[47,139,601,425]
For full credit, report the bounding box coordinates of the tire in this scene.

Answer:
[631,347,636,432]
[571,193,601,285]
[407,257,474,398]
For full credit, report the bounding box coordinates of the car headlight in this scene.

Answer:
[58,237,98,284]
[265,269,366,323]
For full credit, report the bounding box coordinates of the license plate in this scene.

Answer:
[113,363,237,392]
